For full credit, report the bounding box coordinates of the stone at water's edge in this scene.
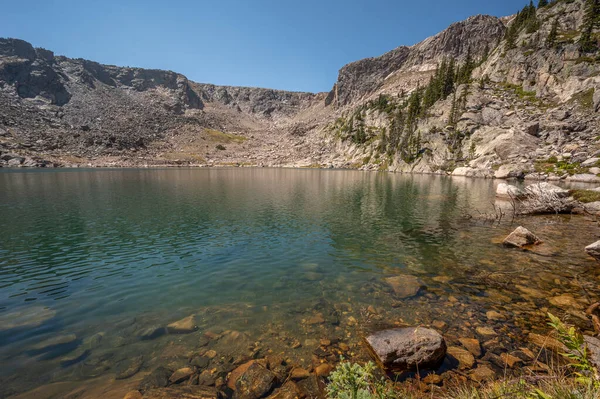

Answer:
[364,327,446,371]
[234,362,277,399]
[585,241,600,261]
[503,226,541,248]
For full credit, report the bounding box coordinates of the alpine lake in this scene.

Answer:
[1,168,599,398]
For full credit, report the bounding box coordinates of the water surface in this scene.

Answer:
[1,168,599,397]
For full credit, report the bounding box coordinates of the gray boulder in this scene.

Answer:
[585,241,600,261]
[364,327,447,371]
[503,226,542,248]
[496,183,526,199]
[584,336,600,371]
[525,182,569,198]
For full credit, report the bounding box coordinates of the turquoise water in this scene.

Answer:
[1,168,599,397]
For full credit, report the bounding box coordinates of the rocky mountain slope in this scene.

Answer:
[1,0,599,180]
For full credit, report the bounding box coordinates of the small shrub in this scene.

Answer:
[548,312,599,386]
[216,144,226,151]
[327,361,395,399]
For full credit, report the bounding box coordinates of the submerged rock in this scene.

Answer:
[143,386,220,399]
[170,367,195,384]
[123,391,143,399]
[234,363,277,399]
[266,381,302,399]
[585,241,600,261]
[139,325,167,340]
[115,355,144,379]
[29,334,77,354]
[167,315,199,334]
[60,347,90,367]
[140,366,172,392]
[447,346,475,369]
[364,327,446,371]
[458,338,481,357]
[0,306,56,332]
[503,226,541,248]
[384,275,424,299]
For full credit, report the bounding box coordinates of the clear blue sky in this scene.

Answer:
[1,0,530,93]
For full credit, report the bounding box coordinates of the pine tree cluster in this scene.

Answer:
[579,0,600,52]
[505,1,540,50]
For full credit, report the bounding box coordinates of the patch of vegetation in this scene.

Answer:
[215,144,226,151]
[534,156,589,175]
[571,88,596,110]
[327,360,395,399]
[570,189,600,203]
[204,128,247,143]
[502,82,538,101]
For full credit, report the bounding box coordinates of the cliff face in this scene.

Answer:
[326,15,507,107]
[1,0,599,177]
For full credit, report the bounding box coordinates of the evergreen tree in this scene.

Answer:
[547,18,558,48]
[538,0,548,7]
[579,0,600,53]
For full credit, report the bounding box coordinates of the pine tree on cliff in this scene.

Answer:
[547,18,558,48]
[579,0,600,52]
[538,0,548,8]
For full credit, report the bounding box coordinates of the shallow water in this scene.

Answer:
[0,168,599,397]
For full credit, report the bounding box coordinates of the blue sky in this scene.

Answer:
[1,0,530,93]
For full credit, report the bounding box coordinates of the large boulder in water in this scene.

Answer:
[496,183,526,199]
[364,327,447,371]
[503,226,541,248]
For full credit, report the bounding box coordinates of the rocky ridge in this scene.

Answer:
[0,0,599,180]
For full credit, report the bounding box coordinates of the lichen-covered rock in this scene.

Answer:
[364,327,447,371]
[503,226,541,248]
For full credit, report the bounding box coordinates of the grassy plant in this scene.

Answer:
[548,313,599,387]
[569,190,600,203]
[327,360,397,399]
